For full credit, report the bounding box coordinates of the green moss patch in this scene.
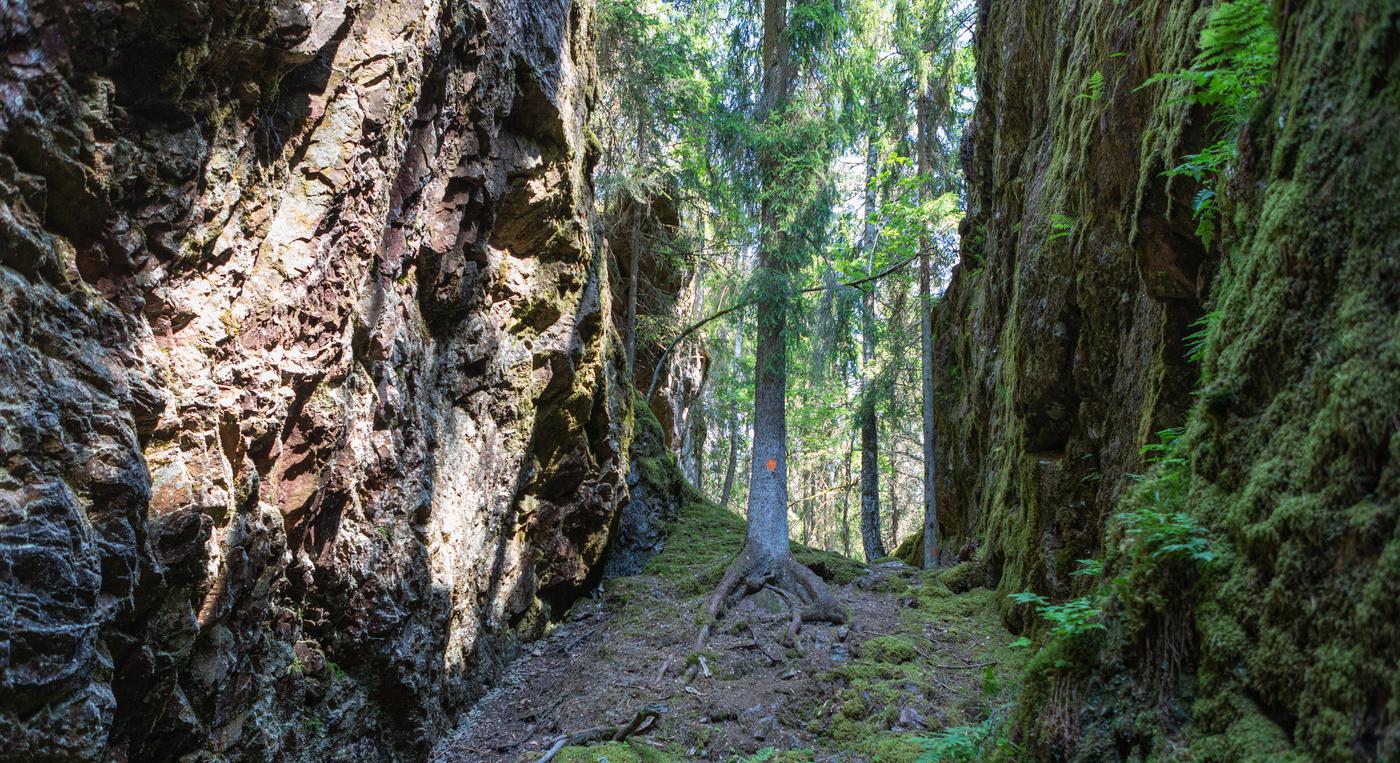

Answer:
[815,575,1027,761]
[641,494,745,596]
[552,740,674,762]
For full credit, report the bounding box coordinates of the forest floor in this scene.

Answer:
[433,501,1025,763]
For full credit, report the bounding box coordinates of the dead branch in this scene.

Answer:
[532,705,665,763]
[932,660,999,670]
[653,655,674,683]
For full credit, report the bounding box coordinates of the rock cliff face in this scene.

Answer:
[602,194,708,576]
[0,0,632,759]
[941,0,1398,759]
[934,0,1212,613]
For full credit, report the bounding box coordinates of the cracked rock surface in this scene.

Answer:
[0,0,633,759]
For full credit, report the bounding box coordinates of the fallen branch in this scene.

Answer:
[654,655,674,683]
[932,660,999,670]
[563,627,595,654]
[533,705,665,763]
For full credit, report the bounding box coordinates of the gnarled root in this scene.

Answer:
[677,547,849,684]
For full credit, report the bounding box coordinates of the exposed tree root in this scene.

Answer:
[532,705,665,763]
[767,584,801,648]
[675,546,849,684]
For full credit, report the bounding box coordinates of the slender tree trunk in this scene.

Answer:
[841,388,854,558]
[719,318,742,509]
[858,133,886,562]
[806,467,817,543]
[888,439,900,552]
[625,107,647,375]
[743,0,794,568]
[916,77,941,569]
[682,222,709,488]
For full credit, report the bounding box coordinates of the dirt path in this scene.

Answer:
[433,555,1020,762]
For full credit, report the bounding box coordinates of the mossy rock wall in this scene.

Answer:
[1178,2,1399,758]
[947,0,1399,759]
[937,0,1214,620]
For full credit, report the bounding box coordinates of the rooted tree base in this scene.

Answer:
[687,545,849,666]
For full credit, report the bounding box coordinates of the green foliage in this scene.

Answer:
[788,0,846,65]
[1141,0,1277,247]
[1046,213,1075,242]
[1117,506,1214,564]
[1076,70,1104,102]
[1070,558,1103,577]
[1008,593,1105,641]
[1184,309,1220,364]
[911,710,1016,762]
[1137,424,1186,467]
[1117,427,1214,565]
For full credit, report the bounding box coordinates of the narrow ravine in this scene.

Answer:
[1,0,1395,760]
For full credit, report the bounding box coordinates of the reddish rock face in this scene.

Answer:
[0,0,629,759]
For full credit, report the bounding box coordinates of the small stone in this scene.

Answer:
[898,707,929,729]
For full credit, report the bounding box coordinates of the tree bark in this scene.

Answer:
[743,0,795,569]
[625,106,648,375]
[858,133,887,562]
[719,318,742,509]
[916,74,941,569]
[681,223,709,487]
[888,439,900,552]
[841,387,854,558]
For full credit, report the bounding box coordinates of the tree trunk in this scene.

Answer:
[691,0,842,660]
[841,397,854,557]
[916,76,941,569]
[888,441,900,552]
[681,223,709,488]
[719,318,742,509]
[743,0,795,569]
[807,468,814,546]
[858,133,886,562]
[625,107,647,375]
